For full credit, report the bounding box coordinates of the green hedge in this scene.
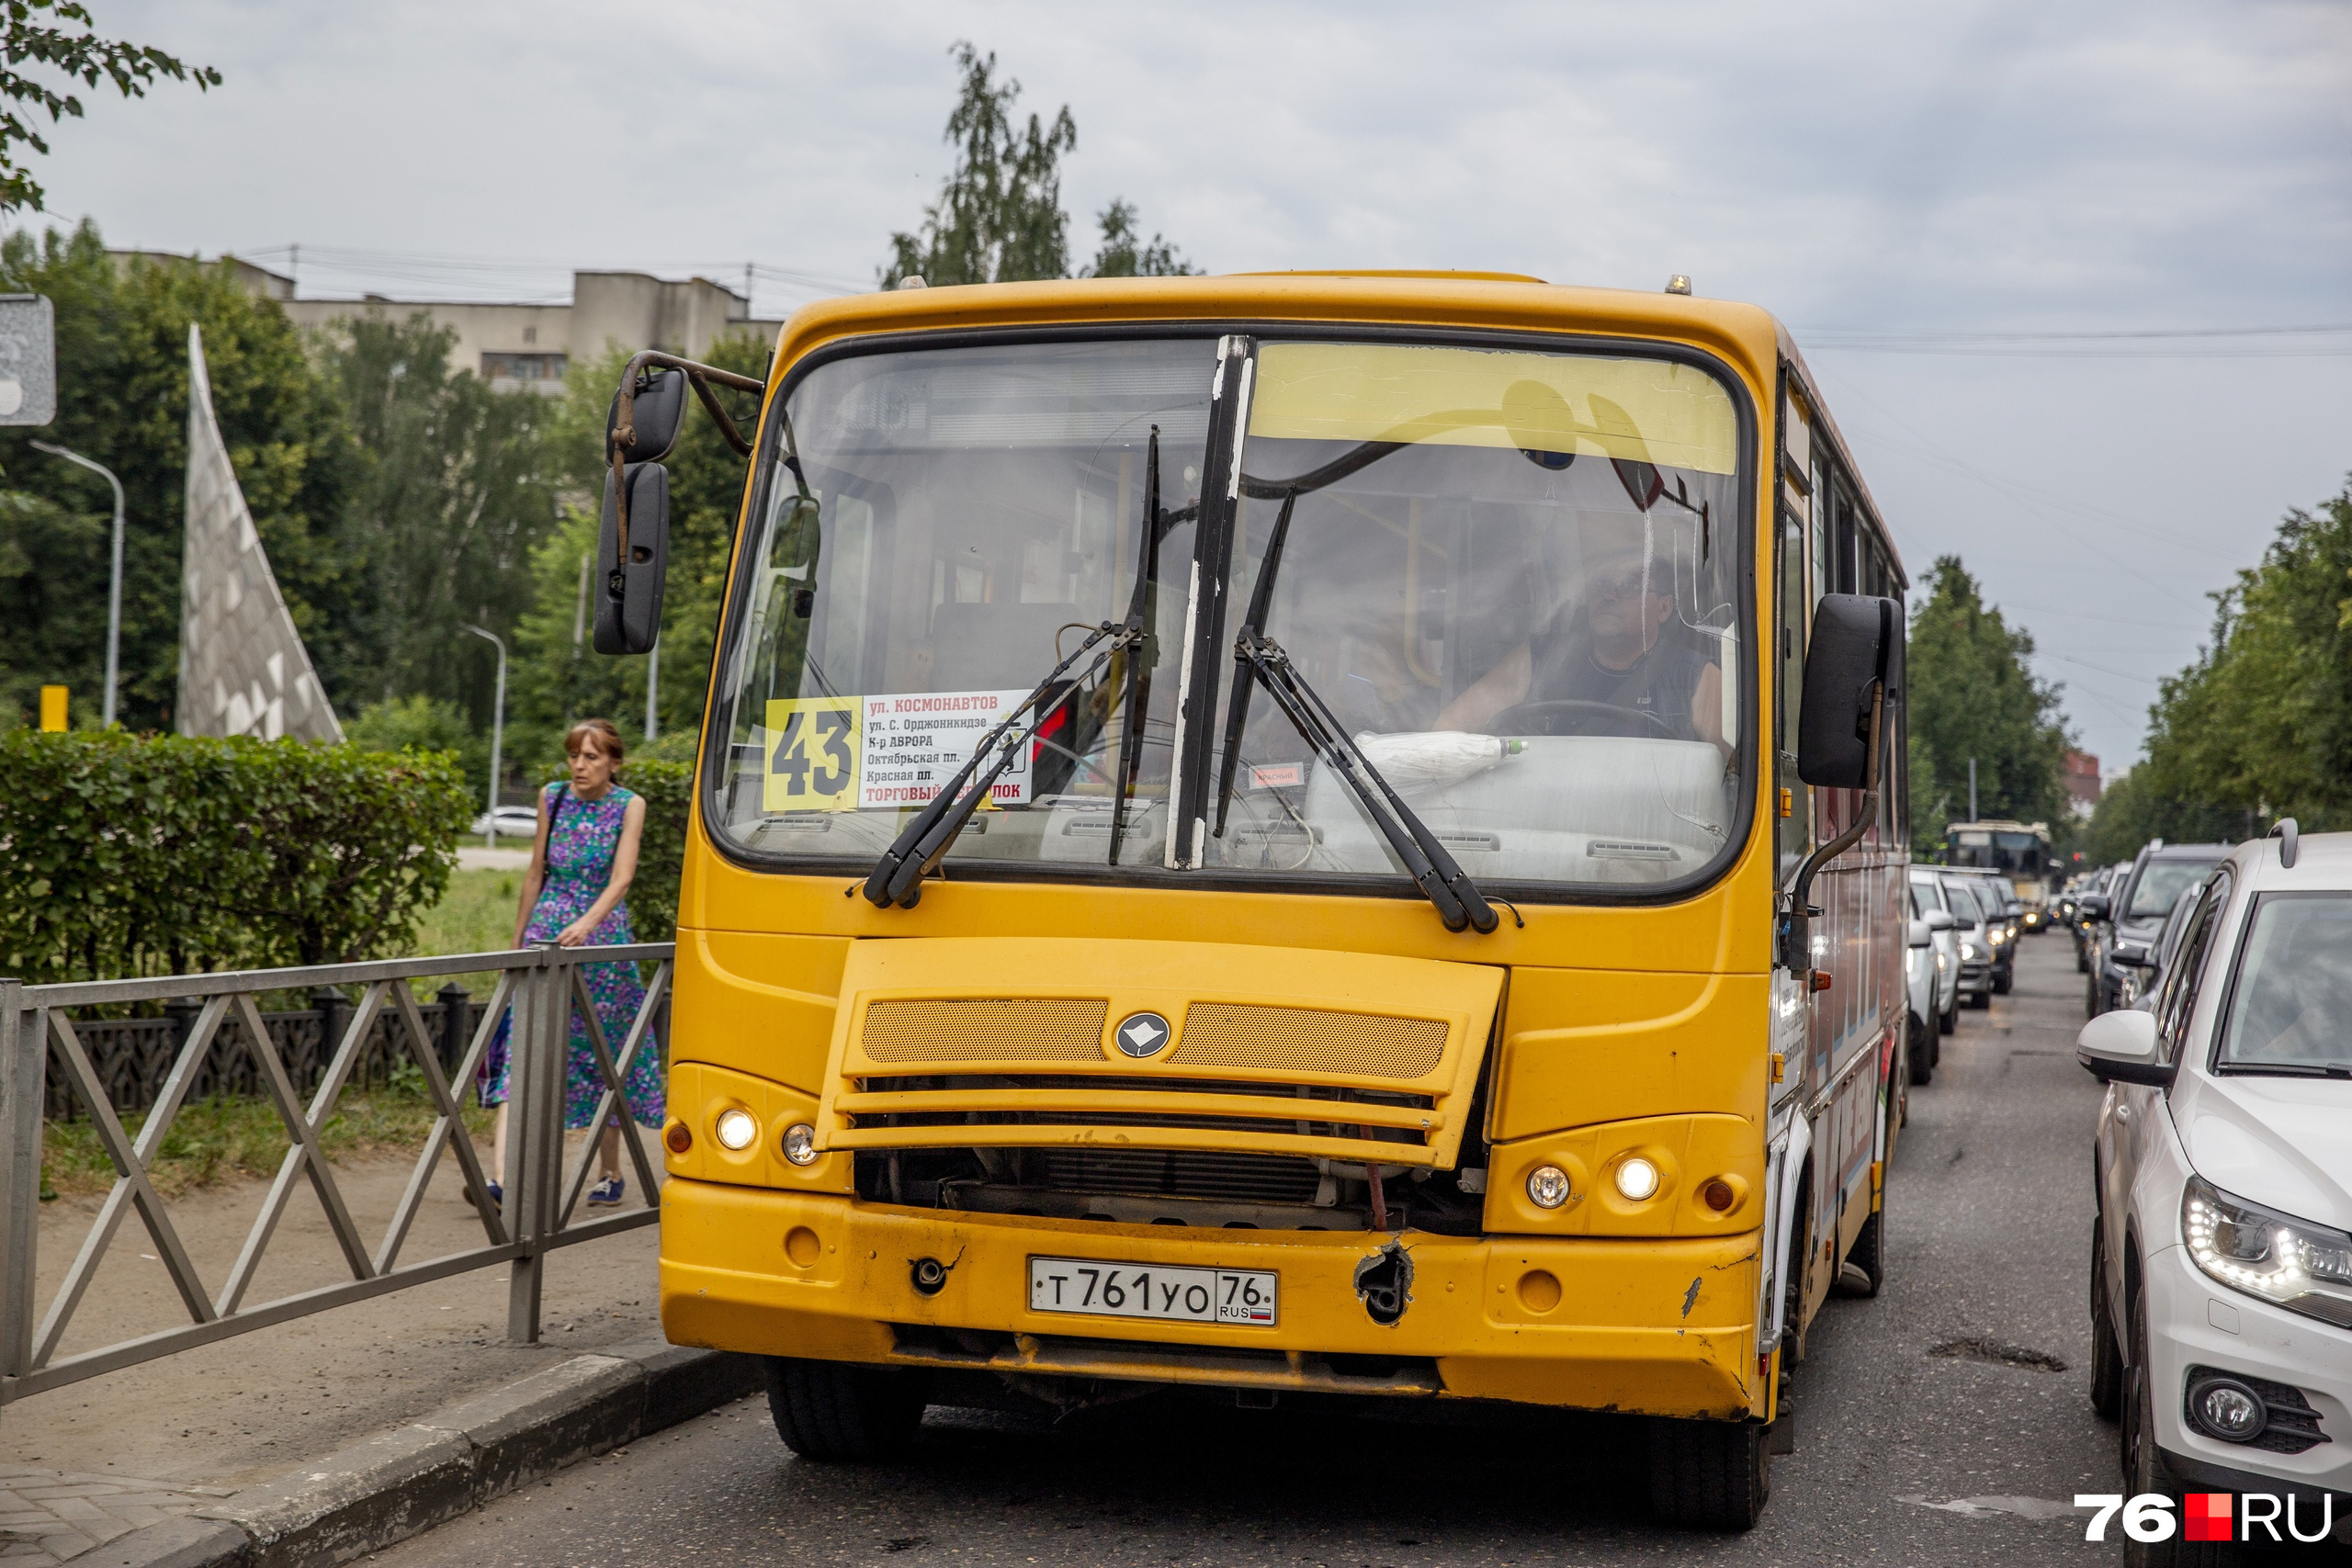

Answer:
[0,730,473,984]
[532,757,690,942]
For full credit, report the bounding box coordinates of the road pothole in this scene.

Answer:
[1928,1337,2069,1373]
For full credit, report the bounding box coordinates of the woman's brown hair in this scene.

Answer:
[564,718,626,765]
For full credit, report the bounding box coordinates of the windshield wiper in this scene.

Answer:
[1106,425,1196,868]
[2219,1062,2352,1079]
[1229,628,1498,934]
[862,621,1142,908]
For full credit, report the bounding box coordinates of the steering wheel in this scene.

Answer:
[1486,699,1677,739]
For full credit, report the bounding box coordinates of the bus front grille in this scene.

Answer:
[1037,1148,1325,1204]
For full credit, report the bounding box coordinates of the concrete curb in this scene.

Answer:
[96,1339,762,1568]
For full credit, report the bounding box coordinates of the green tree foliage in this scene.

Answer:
[0,485,101,723]
[1081,199,1199,278]
[0,1,220,213]
[2085,479,2352,860]
[345,694,486,801]
[312,310,560,722]
[0,221,362,729]
[881,42,1193,288]
[883,43,1076,288]
[1905,555,2071,855]
[0,729,471,982]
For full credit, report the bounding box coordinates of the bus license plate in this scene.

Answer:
[1027,1256,1278,1326]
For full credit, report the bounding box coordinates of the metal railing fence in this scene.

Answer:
[0,942,672,1406]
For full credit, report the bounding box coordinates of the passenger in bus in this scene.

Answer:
[1435,523,1724,752]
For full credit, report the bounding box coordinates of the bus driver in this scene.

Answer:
[1435,520,1726,753]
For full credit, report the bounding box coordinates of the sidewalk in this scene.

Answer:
[3,1136,667,1508]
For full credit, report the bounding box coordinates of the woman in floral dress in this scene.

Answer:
[479,718,664,1206]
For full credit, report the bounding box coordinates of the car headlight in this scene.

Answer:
[1988,929,2006,946]
[1935,952,1948,972]
[1961,942,1981,960]
[2182,1176,2352,1328]
[1905,949,1918,977]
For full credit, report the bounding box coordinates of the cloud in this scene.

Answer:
[29,0,2352,765]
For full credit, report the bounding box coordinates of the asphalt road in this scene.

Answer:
[376,935,2133,1566]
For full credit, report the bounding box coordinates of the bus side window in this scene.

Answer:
[1777,502,1809,883]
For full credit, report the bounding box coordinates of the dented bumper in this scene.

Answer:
[660,1176,1765,1419]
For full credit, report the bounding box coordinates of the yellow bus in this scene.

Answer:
[618,273,1912,1529]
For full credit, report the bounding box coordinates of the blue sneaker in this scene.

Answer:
[470,1178,503,1210]
[587,1175,625,1207]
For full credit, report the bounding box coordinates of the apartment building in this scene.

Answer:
[115,253,788,392]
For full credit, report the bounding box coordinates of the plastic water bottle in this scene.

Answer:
[1353,731,1526,793]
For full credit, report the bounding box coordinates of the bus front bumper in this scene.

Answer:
[660,1177,1764,1420]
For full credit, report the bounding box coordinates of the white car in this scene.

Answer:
[2079,825,2352,1557]
[470,805,541,840]
[1905,900,1953,1084]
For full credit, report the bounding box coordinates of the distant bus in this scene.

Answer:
[1944,819,2052,930]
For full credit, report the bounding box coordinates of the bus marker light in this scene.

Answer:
[1526,1166,1572,1209]
[663,1122,692,1155]
[1614,1156,1661,1202]
[715,1108,758,1151]
[782,1122,819,1166]
[1702,1179,1737,1213]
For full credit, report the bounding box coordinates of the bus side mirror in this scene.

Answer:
[594,462,670,656]
[1797,593,1902,789]
[607,367,689,464]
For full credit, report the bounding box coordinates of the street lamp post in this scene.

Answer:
[31,442,126,728]
[463,625,508,849]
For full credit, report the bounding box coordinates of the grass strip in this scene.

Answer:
[42,1085,493,1200]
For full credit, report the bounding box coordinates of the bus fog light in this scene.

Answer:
[782,1122,819,1166]
[1614,1156,1661,1202]
[2188,1376,2267,1443]
[714,1108,758,1151]
[1525,1166,1573,1209]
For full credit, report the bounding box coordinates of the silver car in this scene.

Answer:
[1908,871,1966,1029]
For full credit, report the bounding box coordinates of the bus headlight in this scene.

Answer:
[714,1107,759,1151]
[1526,1166,1573,1209]
[2182,1176,2352,1326]
[781,1122,820,1166]
[1613,1156,1661,1202]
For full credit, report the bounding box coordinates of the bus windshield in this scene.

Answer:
[705,334,1748,893]
[1948,829,2044,874]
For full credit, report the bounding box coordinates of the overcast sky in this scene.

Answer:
[28,0,2352,773]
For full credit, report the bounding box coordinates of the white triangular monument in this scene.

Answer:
[177,322,343,742]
